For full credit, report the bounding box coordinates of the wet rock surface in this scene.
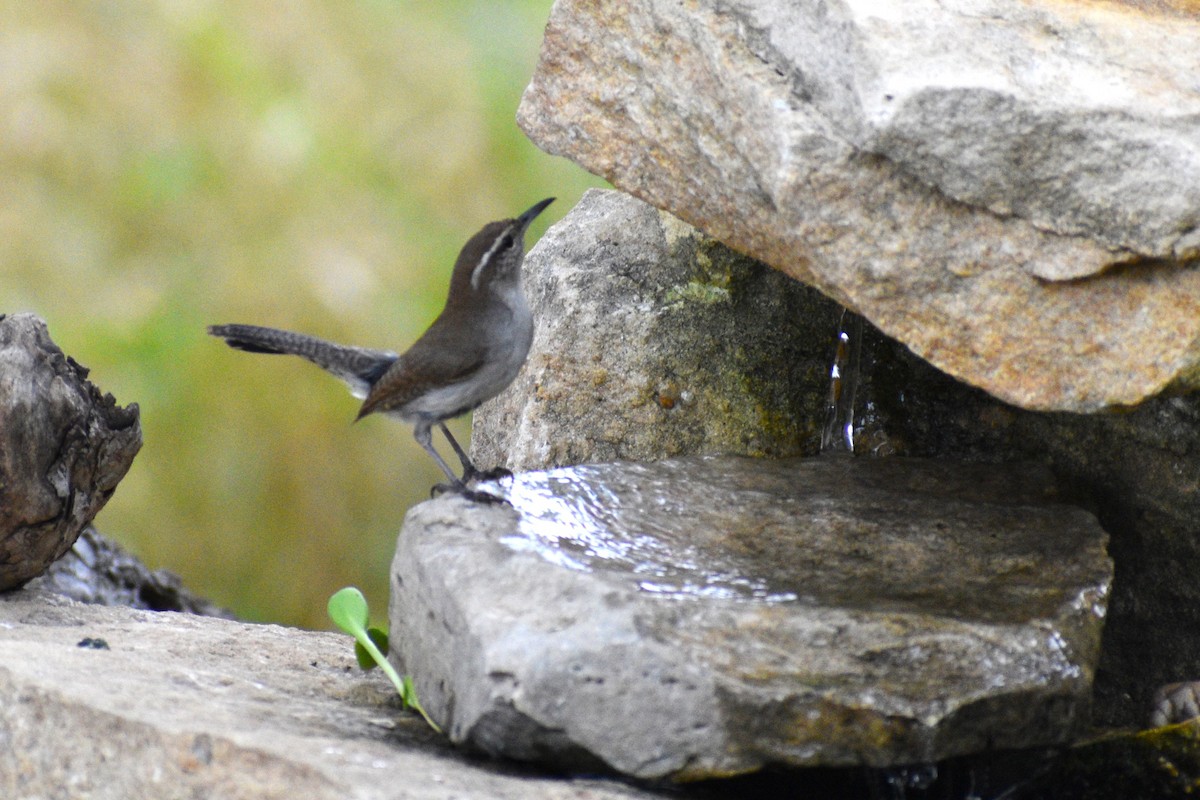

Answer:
[517,0,1200,412]
[388,455,1112,778]
[919,387,1200,732]
[0,589,1187,799]
[0,313,141,590]
[472,191,1200,729]
[839,331,1200,728]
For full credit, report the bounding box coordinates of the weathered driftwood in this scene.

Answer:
[0,313,141,590]
[34,526,231,617]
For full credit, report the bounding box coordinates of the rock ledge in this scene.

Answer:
[389,455,1113,779]
[0,589,670,800]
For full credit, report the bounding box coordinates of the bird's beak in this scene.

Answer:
[516,197,555,232]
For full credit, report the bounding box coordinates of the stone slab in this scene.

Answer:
[0,589,667,800]
[388,455,1113,779]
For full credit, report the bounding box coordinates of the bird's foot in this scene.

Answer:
[431,481,510,506]
[462,465,514,484]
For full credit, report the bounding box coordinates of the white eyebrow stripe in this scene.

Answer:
[470,226,514,290]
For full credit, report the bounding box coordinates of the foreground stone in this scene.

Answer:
[517,0,1200,412]
[0,314,141,590]
[0,589,670,800]
[473,189,841,471]
[389,455,1112,779]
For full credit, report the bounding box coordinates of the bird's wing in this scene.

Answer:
[356,331,486,420]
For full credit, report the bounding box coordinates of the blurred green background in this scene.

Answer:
[0,1,603,627]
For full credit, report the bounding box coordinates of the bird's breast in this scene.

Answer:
[487,288,534,387]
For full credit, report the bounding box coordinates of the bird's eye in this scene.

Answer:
[500,234,515,250]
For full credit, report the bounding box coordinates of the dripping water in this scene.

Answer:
[822,309,865,453]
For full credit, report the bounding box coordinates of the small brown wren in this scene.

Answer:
[208,197,554,503]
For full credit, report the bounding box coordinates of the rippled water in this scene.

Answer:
[498,464,800,602]
[484,455,1110,621]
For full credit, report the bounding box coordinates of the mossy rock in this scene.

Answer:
[1023,721,1200,799]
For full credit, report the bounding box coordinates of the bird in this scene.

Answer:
[208,197,554,503]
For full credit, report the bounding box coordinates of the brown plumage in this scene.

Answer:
[209,198,554,503]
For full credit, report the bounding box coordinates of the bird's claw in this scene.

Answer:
[463,465,513,484]
[463,489,511,505]
[431,482,511,506]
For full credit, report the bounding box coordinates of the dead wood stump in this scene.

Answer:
[0,313,141,590]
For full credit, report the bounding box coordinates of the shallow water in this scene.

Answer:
[489,454,1110,625]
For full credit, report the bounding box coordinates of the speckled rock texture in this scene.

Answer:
[389,456,1112,779]
[517,0,1200,412]
[0,313,141,590]
[0,589,673,800]
[472,189,841,471]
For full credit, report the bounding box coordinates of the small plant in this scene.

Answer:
[327,586,441,732]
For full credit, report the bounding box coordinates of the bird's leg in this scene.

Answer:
[436,422,476,478]
[438,422,512,484]
[415,422,507,505]
[414,421,462,485]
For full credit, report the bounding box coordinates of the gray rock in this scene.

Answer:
[517,0,1200,411]
[467,188,1200,728]
[763,0,1200,262]
[876,383,1200,729]
[0,313,141,590]
[389,456,1112,778]
[1150,682,1200,729]
[472,189,841,472]
[0,588,672,800]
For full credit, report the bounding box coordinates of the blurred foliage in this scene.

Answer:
[0,0,604,627]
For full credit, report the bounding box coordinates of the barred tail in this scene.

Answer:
[207,323,396,398]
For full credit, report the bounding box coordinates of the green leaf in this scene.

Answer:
[354,627,389,671]
[327,587,441,734]
[327,587,370,635]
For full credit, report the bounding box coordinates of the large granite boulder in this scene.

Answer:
[516,0,1200,412]
[389,456,1112,778]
